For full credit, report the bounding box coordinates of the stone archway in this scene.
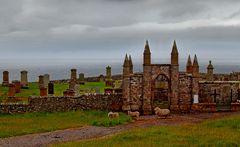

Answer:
[152,74,170,109]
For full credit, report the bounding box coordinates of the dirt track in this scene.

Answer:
[0,112,239,147]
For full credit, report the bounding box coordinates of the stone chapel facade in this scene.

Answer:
[122,40,240,114]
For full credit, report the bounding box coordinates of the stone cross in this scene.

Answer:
[211,89,220,103]
[2,71,9,86]
[48,82,54,96]
[20,70,28,88]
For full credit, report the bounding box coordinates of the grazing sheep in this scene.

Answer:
[108,112,119,123]
[128,111,140,120]
[154,107,170,119]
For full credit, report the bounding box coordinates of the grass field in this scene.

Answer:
[54,115,240,147]
[0,110,131,138]
[0,81,107,102]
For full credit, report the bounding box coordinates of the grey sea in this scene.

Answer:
[0,58,240,82]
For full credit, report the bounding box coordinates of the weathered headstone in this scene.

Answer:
[12,80,21,93]
[79,73,85,85]
[74,84,80,96]
[43,74,50,88]
[71,69,77,80]
[48,82,54,96]
[95,87,100,94]
[20,70,28,88]
[8,83,16,97]
[99,74,104,82]
[39,75,44,88]
[106,66,112,79]
[2,71,9,86]
[69,69,77,90]
[40,87,47,96]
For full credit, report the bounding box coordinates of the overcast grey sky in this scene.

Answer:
[0,0,240,64]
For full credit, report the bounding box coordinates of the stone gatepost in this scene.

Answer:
[8,83,16,97]
[12,80,21,93]
[2,71,9,86]
[43,74,50,88]
[48,82,54,96]
[39,75,44,88]
[40,87,47,96]
[20,70,28,88]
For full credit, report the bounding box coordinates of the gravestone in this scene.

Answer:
[106,66,112,79]
[95,87,100,94]
[74,84,80,96]
[39,75,44,88]
[12,80,21,93]
[20,70,28,88]
[99,74,104,82]
[2,71,9,86]
[43,74,50,88]
[40,87,47,96]
[71,69,77,80]
[8,83,16,97]
[48,82,54,96]
[79,73,85,85]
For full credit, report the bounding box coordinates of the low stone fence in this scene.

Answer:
[0,94,122,114]
[191,103,217,112]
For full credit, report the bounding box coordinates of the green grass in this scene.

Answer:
[0,81,111,102]
[0,110,131,138]
[53,115,240,147]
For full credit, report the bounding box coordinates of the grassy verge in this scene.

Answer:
[54,115,240,147]
[0,110,131,138]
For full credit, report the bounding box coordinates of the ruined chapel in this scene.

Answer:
[122,40,240,114]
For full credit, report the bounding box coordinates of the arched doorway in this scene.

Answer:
[152,74,170,109]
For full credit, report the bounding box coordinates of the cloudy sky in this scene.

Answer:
[0,0,240,64]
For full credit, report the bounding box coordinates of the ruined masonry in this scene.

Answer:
[122,40,240,114]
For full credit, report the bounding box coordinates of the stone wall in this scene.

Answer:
[0,94,122,114]
[129,74,143,111]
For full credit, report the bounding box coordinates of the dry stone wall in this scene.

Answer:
[0,94,122,114]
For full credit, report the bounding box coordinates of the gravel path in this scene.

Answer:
[0,112,239,147]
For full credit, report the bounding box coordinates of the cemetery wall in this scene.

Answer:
[0,94,122,113]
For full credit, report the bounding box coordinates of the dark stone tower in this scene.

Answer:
[207,60,214,81]
[122,54,131,111]
[192,54,199,77]
[170,40,179,111]
[186,55,193,73]
[143,40,152,114]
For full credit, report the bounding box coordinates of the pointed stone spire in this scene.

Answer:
[143,40,151,65]
[144,40,151,54]
[171,40,179,55]
[186,55,193,73]
[129,55,133,74]
[171,40,179,65]
[123,54,129,67]
[192,54,199,77]
[193,54,199,67]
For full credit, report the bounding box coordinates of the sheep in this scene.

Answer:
[108,112,119,124]
[154,107,170,119]
[128,111,140,120]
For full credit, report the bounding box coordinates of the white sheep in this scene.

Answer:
[154,107,170,119]
[128,111,140,120]
[108,111,119,123]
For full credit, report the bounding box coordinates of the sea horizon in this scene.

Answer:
[0,58,240,82]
